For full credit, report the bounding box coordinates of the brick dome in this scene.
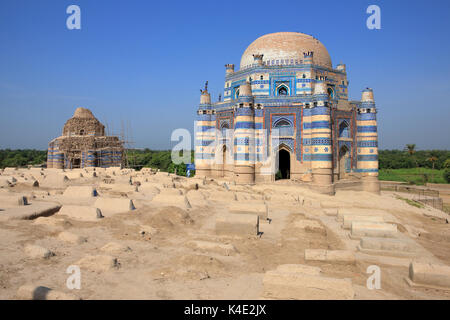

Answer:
[240,32,332,69]
[63,108,105,136]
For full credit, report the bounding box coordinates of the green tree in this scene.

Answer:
[405,144,418,168]
[444,159,450,169]
[427,153,438,182]
[444,158,450,183]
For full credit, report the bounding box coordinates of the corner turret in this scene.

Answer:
[356,88,379,194]
[225,64,235,76]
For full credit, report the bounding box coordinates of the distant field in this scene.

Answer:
[379,168,447,185]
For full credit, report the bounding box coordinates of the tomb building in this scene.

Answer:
[47,107,124,169]
[195,32,379,194]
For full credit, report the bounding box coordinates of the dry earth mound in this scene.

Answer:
[141,206,194,229]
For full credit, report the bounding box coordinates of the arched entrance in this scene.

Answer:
[276,148,291,180]
[338,145,350,179]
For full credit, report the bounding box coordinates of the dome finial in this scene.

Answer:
[200,81,208,94]
[200,81,211,105]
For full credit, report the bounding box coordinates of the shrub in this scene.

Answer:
[444,169,450,183]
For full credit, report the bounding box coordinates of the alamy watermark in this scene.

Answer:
[66,5,81,30]
[66,265,81,290]
[366,265,381,290]
[366,5,381,30]
[171,125,282,176]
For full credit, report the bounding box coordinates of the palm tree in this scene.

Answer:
[405,144,418,168]
[427,156,438,170]
[427,153,438,182]
[405,144,416,156]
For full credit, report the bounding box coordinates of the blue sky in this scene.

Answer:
[0,0,449,150]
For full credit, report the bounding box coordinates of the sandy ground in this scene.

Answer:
[0,168,449,300]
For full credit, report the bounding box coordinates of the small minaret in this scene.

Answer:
[225,64,235,76]
[239,81,252,97]
[356,88,380,193]
[200,81,211,105]
[195,81,214,178]
[310,81,334,195]
[303,51,314,65]
[252,54,264,66]
[302,52,315,94]
[336,63,346,73]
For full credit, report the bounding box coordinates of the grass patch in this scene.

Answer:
[443,204,450,214]
[379,168,447,185]
[395,195,425,208]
